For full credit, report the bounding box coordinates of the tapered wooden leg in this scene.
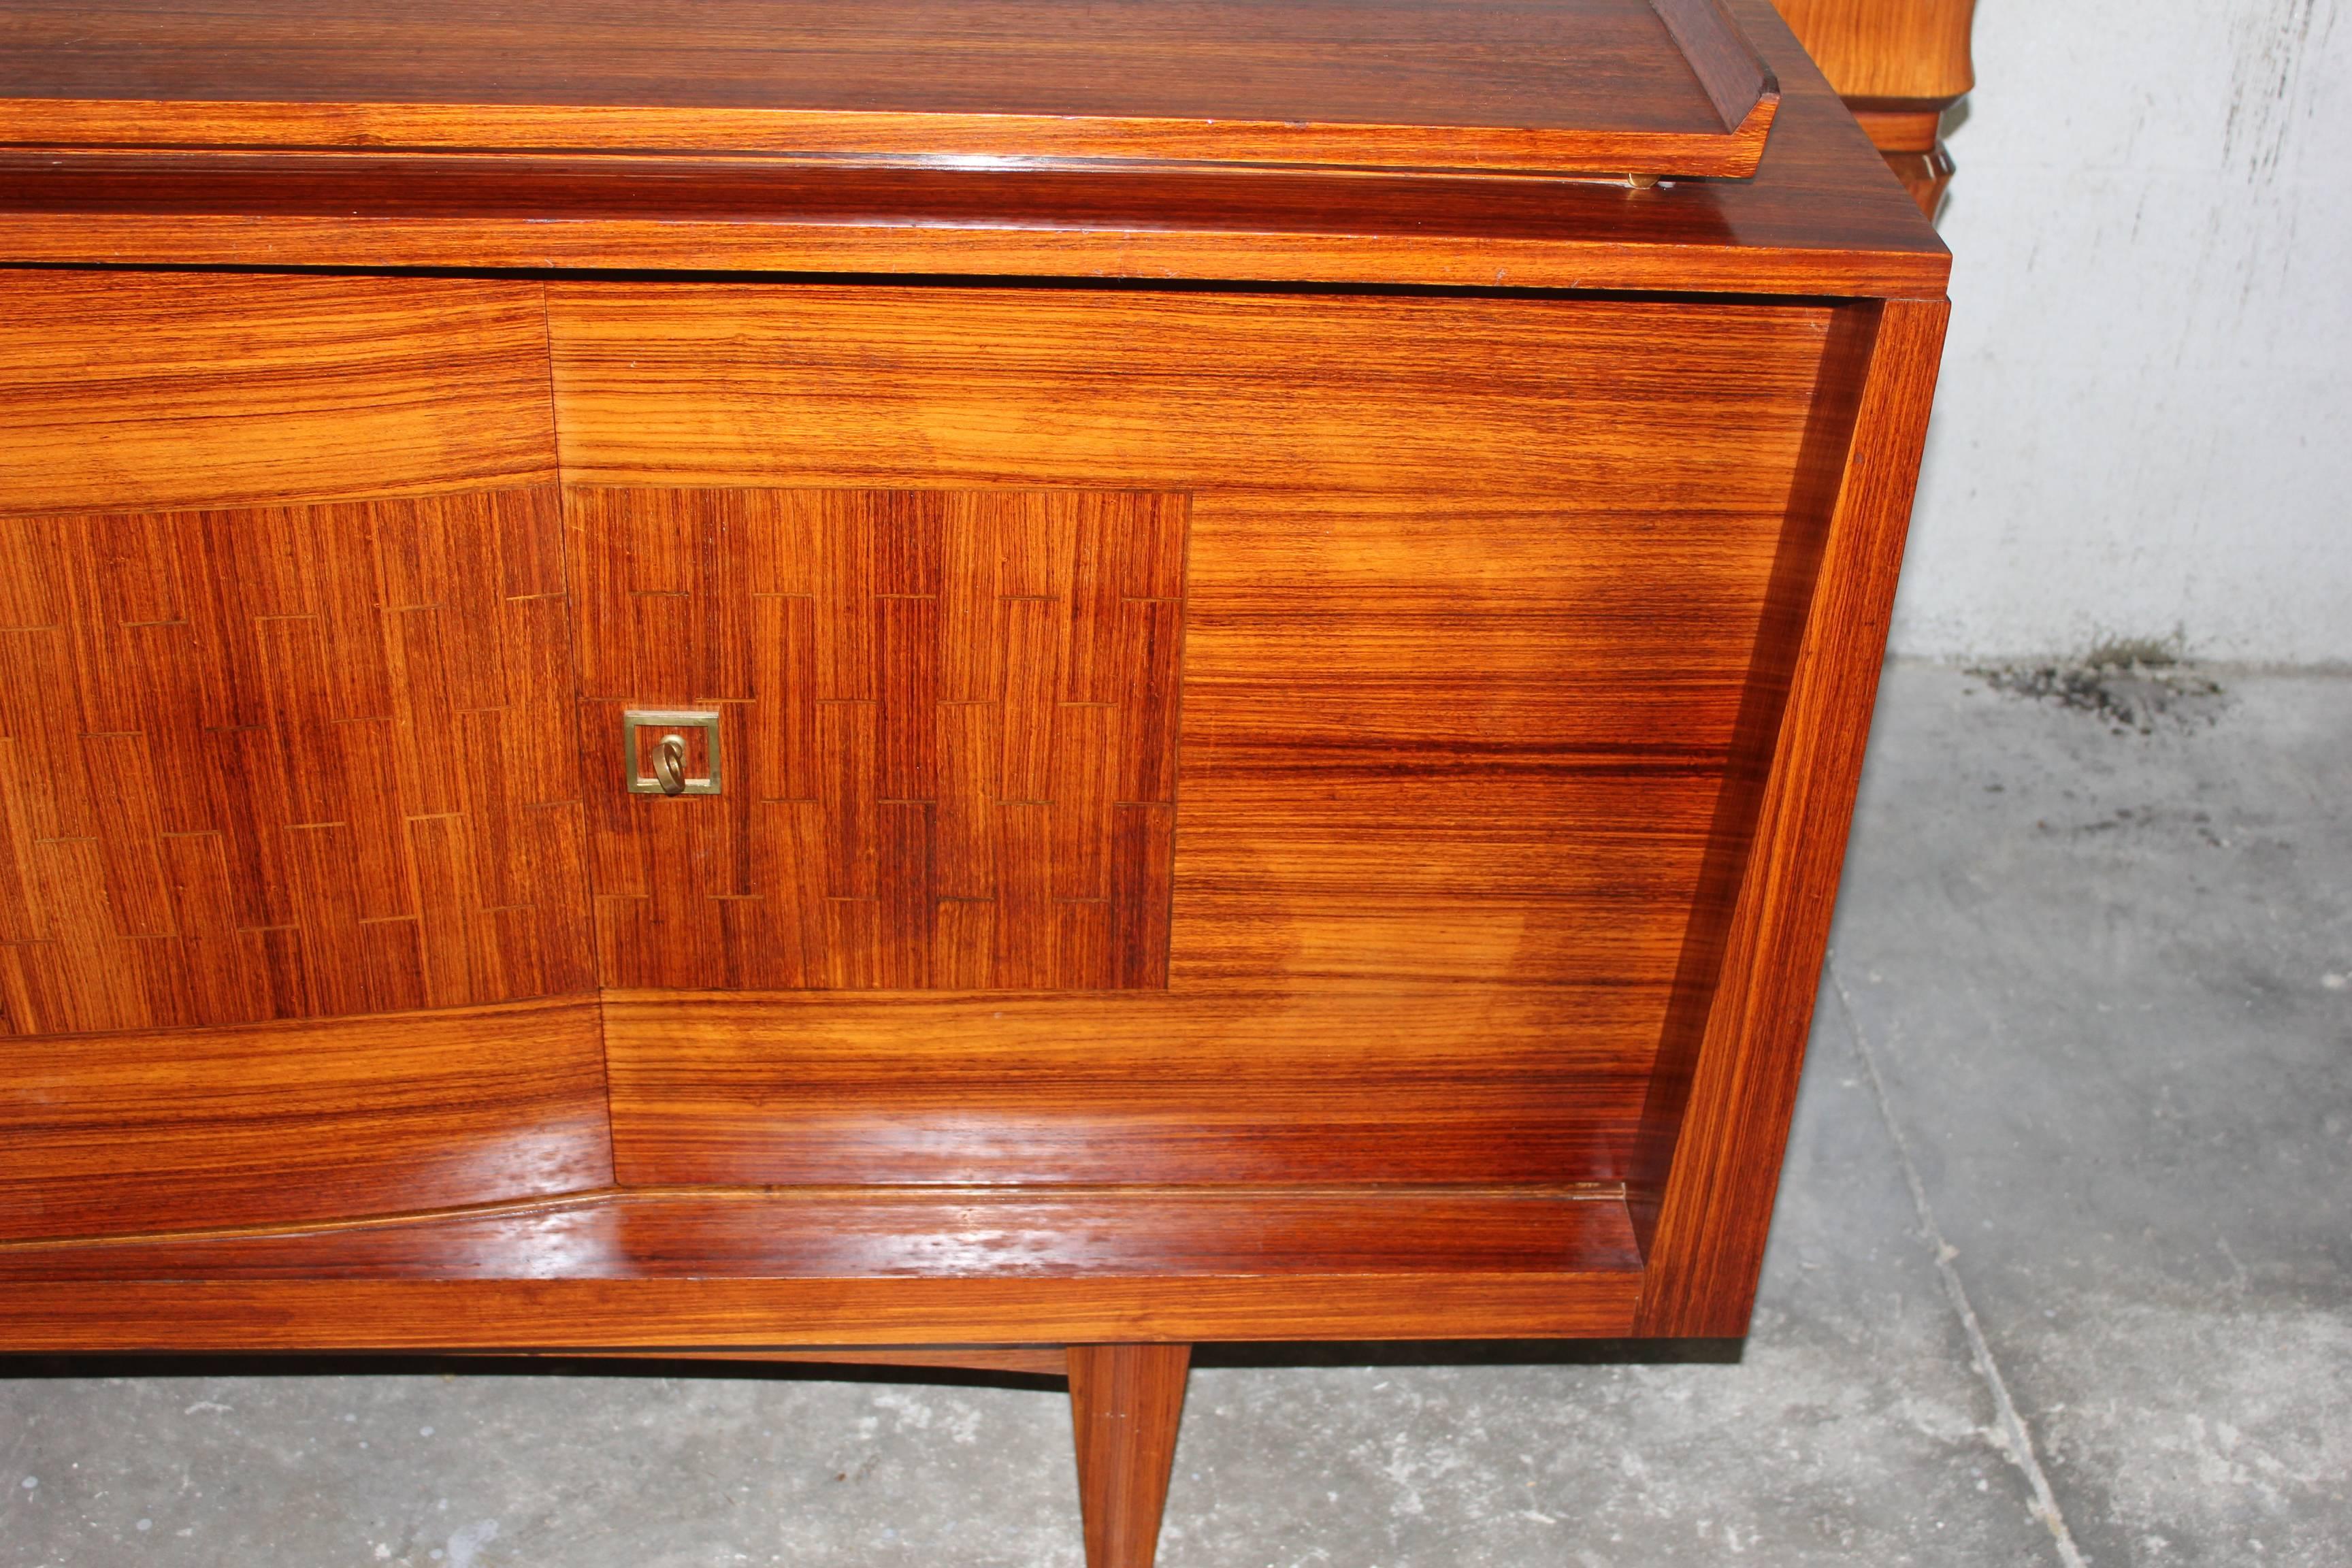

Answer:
[1068,1343,1191,1568]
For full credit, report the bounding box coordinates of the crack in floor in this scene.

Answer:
[1829,953,2091,1568]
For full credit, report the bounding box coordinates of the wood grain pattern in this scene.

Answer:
[572,488,1183,992]
[1624,297,1870,1275]
[0,5,1946,297]
[0,13,1954,1559]
[1769,0,1976,102]
[0,272,558,517]
[0,487,593,1036]
[604,990,1658,1187]
[0,0,1774,178]
[1651,0,1778,131]
[0,998,611,1243]
[543,1346,1074,1375]
[0,274,585,1037]
[1070,1343,1191,1568]
[0,1273,1640,1352]
[557,283,1846,1188]
[0,1188,1643,1345]
[1770,0,1976,217]
[0,1188,1633,1278]
[1631,296,1948,1337]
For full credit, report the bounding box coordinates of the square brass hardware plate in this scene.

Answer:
[623,709,723,796]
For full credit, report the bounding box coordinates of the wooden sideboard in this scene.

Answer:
[0,3,1948,1563]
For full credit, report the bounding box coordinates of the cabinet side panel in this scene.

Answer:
[1633,296,1948,1335]
[0,997,612,1242]
[1627,299,1876,1253]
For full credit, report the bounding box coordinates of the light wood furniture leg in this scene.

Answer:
[1068,1343,1192,1568]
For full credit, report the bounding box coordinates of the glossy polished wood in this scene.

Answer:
[1633,296,1946,1336]
[0,998,610,1243]
[0,1188,1646,1348]
[0,1188,1635,1279]
[572,487,1183,992]
[0,5,1950,1553]
[0,272,557,515]
[1771,0,1976,216]
[1652,0,1776,132]
[557,282,1841,1187]
[1071,1343,1192,1568]
[0,488,590,1035]
[530,1346,1076,1375]
[0,273,589,1036]
[0,5,1946,297]
[604,990,1653,1187]
[1770,0,1975,101]
[0,0,1774,178]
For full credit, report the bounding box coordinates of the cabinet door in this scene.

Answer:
[0,273,608,1241]
[551,281,1843,1190]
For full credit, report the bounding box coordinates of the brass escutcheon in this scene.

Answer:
[622,709,722,796]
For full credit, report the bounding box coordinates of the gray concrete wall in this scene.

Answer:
[1890,0,2352,665]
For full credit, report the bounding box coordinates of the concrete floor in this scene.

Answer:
[2,659,2347,1567]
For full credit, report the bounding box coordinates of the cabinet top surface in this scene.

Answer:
[0,0,1947,293]
[0,0,1779,177]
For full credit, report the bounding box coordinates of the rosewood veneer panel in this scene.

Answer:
[0,0,1773,176]
[0,274,587,1036]
[0,489,591,1035]
[0,1188,1635,1279]
[0,998,610,1242]
[0,272,557,514]
[604,986,1660,1186]
[0,1188,1642,1346]
[570,487,1183,992]
[556,283,1842,1188]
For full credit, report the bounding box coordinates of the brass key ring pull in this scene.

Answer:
[652,732,688,797]
[621,710,721,796]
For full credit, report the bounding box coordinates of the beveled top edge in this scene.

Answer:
[0,0,1779,180]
